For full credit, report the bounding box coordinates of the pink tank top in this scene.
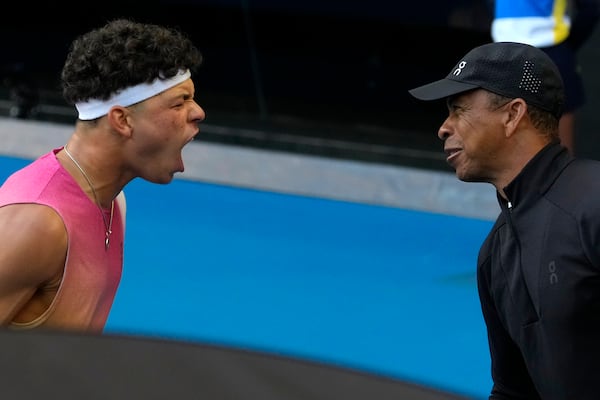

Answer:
[0,148,123,332]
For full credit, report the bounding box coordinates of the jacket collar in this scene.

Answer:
[501,141,572,210]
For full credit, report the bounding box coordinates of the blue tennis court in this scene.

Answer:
[1,154,494,399]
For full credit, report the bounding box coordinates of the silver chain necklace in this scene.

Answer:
[63,145,115,250]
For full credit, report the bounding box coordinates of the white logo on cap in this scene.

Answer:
[453,61,467,76]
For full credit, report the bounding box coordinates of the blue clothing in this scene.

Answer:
[493,0,571,47]
[492,0,600,112]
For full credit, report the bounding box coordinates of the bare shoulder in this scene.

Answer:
[0,203,68,285]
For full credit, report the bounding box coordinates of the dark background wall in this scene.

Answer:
[577,26,600,160]
[1,1,598,168]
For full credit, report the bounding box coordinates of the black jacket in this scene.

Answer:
[478,142,600,399]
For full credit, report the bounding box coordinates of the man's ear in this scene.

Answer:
[504,98,528,138]
[106,106,133,138]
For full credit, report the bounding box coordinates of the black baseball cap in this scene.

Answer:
[408,42,564,118]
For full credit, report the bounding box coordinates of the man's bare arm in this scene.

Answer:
[0,204,68,325]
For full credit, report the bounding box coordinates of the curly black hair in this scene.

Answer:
[61,19,203,105]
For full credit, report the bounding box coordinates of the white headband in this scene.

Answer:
[75,69,191,120]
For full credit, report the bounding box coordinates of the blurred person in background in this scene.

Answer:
[491,0,600,155]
